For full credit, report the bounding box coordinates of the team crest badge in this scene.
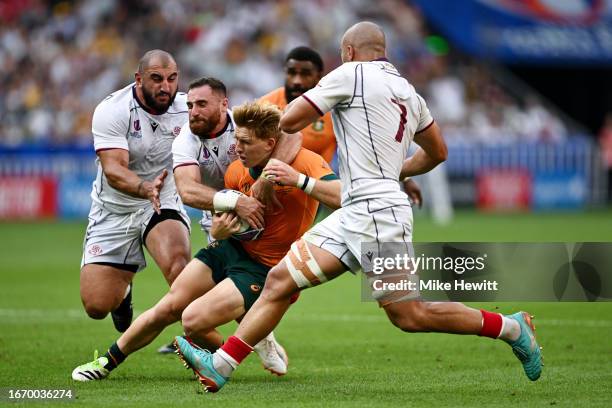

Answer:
[228,144,237,156]
[311,120,324,132]
[173,126,181,136]
[88,244,103,256]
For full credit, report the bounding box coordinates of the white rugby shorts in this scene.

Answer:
[81,200,189,271]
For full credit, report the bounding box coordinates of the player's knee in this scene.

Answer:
[261,265,296,302]
[82,300,111,320]
[181,307,206,336]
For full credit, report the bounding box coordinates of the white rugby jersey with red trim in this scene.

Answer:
[171,109,238,191]
[91,83,188,213]
[302,59,434,206]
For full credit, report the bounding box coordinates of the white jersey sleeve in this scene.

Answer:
[92,98,129,151]
[172,122,200,169]
[415,93,434,133]
[302,64,355,115]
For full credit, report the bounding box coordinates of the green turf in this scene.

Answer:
[1,210,611,407]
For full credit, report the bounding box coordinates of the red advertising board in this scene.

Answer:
[477,170,531,211]
[0,177,58,219]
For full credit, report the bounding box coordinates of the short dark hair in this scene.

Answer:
[285,46,323,72]
[188,77,227,96]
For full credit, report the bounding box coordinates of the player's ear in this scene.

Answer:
[134,72,142,87]
[221,97,229,111]
[267,137,277,151]
[348,45,355,62]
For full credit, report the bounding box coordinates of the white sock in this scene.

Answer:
[214,350,237,378]
[498,316,521,342]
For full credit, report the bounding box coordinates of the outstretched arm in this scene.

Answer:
[98,149,166,213]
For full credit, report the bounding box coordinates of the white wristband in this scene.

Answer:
[304,177,316,194]
[213,191,239,212]
[297,173,306,188]
[296,173,316,194]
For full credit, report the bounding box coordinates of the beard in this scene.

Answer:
[142,86,176,114]
[285,84,309,103]
[190,109,222,139]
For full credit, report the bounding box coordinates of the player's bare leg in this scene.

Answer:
[72,259,216,381]
[145,218,191,353]
[181,278,291,376]
[383,300,483,334]
[235,243,344,345]
[181,278,246,349]
[173,241,346,391]
[116,259,215,354]
[80,264,133,320]
[382,296,541,380]
[145,219,191,285]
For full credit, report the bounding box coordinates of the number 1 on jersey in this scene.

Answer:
[390,98,407,143]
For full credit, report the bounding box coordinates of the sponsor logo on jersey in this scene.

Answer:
[150,120,159,132]
[208,240,219,248]
[88,244,103,256]
[212,146,219,156]
[365,250,374,262]
[129,120,142,138]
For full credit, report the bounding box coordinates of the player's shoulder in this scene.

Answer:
[94,83,133,118]
[259,87,286,107]
[174,120,198,143]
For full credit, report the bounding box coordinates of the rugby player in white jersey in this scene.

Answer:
[79,50,191,334]
[72,77,299,381]
[174,22,543,392]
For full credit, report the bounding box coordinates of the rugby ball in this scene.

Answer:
[215,189,264,241]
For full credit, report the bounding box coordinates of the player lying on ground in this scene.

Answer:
[72,100,341,381]
[173,21,543,393]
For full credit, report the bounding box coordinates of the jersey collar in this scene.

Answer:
[372,57,390,62]
[202,112,233,139]
[249,166,263,180]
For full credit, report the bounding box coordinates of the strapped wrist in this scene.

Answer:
[213,191,239,212]
[296,173,316,194]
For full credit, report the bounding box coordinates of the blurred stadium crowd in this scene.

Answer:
[0,0,573,147]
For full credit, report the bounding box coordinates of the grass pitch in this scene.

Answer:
[1,209,611,407]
